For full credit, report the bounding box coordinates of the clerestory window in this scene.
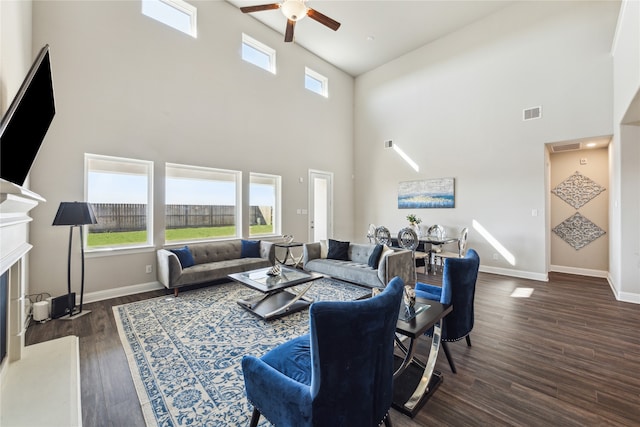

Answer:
[304,67,328,97]
[242,33,276,74]
[142,0,197,38]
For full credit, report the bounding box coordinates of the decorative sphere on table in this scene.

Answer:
[267,264,281,276]
[282,234,294,244]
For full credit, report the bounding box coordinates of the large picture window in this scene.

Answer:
[85,154,154,249]
[165,163,241,242]
[249,173,281,237]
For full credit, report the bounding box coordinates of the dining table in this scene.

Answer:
[418,236,459,274]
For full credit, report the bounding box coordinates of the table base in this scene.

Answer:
[392,359,443,417]
[238,290,312,320]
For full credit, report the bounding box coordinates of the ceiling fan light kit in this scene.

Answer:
[280,0,307,21]
[240,0,340,43]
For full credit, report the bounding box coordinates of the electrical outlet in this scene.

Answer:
[146,265,152,274]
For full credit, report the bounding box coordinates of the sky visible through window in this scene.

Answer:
[305,75,323,94]
[142,0,193,37]
[242,43,271,71]
[89,172,274,205]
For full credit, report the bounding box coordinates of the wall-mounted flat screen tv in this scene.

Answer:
[0,44,55,187]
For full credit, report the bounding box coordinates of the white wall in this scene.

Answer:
[354,1,619,280]
[27,0,354,298]
[611,0,640,303]
[0,0,32,115]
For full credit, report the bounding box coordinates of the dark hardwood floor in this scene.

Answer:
[26,272,640,426]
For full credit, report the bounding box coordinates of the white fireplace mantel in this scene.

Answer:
[1,179,45,365]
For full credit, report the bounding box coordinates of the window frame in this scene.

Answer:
[84,153,154,252]
[242,33,277,74]
[304,67,328,97]
[142,0,197,38]
[249,172,282,238]
[165,163,242,244]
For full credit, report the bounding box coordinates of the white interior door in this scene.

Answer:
[308,170,333,242]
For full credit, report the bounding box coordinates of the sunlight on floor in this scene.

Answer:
[510,287,534,298]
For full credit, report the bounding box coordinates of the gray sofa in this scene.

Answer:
[302,241,414,289]
[157,240,275,296]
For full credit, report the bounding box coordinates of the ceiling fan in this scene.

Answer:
[240,0,341,43]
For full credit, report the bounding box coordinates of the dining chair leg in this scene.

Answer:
[441,341,457,373]
[466,335,472,347]
[249,407,260,427]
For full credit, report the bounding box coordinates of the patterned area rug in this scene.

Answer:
[113,278,371,426]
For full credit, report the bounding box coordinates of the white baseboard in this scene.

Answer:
[479,265,548,282]
[549,265,609,278]
[606,274,640,304]
[82,281,164,304]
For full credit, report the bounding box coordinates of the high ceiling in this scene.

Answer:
[226,0,515,76]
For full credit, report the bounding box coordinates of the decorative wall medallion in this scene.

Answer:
[551,171,606,209]
[552,212,606,250]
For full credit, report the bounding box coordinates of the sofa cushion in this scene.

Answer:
[304,259,381,289]
[241,239,261,258]
[174,258,271,286]
[368,244,384,269]
[327,239,350,261]
[170,246,195,268]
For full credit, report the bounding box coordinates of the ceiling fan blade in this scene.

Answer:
[284,19,295,42]
[307,8,341,31]
[240,3,280,14]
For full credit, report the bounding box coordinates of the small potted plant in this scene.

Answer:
[406,213,422,226]
[406,213,422,237]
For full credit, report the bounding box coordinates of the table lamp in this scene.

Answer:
[52,201,97,319]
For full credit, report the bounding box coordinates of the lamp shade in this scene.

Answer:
[52,202,97,226]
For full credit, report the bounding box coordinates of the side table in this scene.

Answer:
[393,298,452,417]
[274,242,304,268]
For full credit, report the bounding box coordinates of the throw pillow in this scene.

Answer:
[319,239,328,259]
[327,239,350,261]
[368,244,384,269]
[170,246,195,268]
[378,245,394,268]
[241,239,261,258]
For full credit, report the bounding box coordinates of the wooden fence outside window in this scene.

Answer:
[88,203,272,233]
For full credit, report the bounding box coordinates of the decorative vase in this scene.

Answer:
[403,285,416,309]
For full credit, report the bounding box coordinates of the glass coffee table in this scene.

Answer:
[229,266,323,320]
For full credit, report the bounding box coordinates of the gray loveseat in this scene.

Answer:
[157,240,275,296]
[302,241,414,289]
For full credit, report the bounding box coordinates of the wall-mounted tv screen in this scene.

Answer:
[0,44,55,187]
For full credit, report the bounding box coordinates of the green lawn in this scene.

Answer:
[87,225,274,247]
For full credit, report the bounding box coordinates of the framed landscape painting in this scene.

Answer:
[398,178,455,209]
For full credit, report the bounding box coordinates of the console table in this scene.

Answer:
[393,298,452,417]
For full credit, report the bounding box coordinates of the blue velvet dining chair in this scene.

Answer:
[242,276,405,427]
[414,249,480,374]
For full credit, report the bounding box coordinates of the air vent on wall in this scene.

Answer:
[523,106,542,121]
[551,143,582,153]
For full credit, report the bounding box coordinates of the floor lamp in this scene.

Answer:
[52,202,97,319]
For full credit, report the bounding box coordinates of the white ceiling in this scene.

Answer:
[226,0,516,76]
